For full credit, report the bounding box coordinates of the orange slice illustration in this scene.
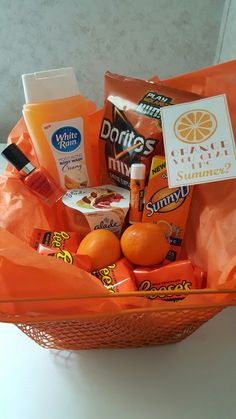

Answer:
[174,109,217,144]
[156,220,172,238]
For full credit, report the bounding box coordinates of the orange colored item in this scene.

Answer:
[22,68,97,190]
[142,156,193,262]
[120,223,170,266]
[38,243,91,272]
[22,166,63,206]
[1,143,63,206]
[93,258,137,293]
[129,163,145,223]
[100,72,201,189]
[134,260,204,302]
[194,265,207,289]
[30,229,81,252]
[77,229,121,270]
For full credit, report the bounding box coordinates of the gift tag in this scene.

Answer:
[161,94,236,187]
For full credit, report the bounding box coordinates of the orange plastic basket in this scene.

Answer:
[1,288,236,350]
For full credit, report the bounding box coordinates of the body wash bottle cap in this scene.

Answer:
[22,67,80,103]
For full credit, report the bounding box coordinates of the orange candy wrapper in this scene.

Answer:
[31,229,81,252]
[38,244,91,272]
[1,61,236,324]
[134,260,205,302]
[93,258,137,293]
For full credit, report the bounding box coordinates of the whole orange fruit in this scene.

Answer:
[120,223,170,266]
[77,229,121,270]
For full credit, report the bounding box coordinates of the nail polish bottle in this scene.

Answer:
[2,143,64,206]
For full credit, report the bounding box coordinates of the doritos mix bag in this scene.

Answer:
[99,72,201,189]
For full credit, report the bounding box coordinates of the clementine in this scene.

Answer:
[77,229,121,270]
[120,223,170,266]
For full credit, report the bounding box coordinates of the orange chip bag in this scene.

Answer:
[100,72,201,189]
[30,229,81,252]
[93,257,137,293]
[133,260,204,302]
[38,244,91,272]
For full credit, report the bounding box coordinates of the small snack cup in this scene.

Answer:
[62,185,130,237]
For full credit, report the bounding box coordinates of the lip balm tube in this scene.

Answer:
[129,163,146,223]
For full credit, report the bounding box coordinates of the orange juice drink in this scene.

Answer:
[22,68,97,190]
[142,156,193,262]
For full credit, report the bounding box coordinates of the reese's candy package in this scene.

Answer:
[99,72,201,189]
[38,244,91,272]
[142,156,193,262]
[30,229,81,252]
[93,258,137,293]
[133,260,204,302]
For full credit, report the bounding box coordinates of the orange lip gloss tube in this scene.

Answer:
[129,163,146,223]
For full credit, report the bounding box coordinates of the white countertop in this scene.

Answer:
[1,143,236,419]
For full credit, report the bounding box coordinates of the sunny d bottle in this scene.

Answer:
[22,67,96,190]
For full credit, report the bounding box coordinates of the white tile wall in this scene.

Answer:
[0,0,225,141]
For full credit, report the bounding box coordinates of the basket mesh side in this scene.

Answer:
[16,307,222,350]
